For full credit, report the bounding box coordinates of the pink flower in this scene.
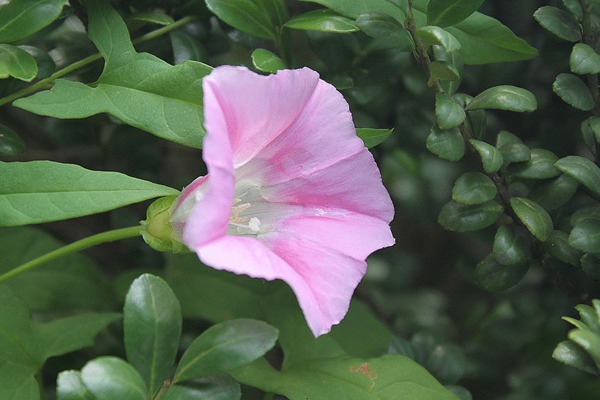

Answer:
[171,66,394,336]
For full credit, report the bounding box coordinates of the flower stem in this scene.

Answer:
[0,15,198,107]
[0,225,143,283]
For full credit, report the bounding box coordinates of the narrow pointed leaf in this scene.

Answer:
[206,0,276,40]
[356,128,393,148]
[82,357,147,400]
[284,9,358,33]
[0,0,69,43]
[124,274,182,396]
[555,155,600,196]
[510,197,553,241]
[466,85,537,112]
[469,139,503,173]
[534,6,581,42]
[553,73,594,111]
[0,161,178,227]
[427,0,485,27]
[173,319,278,383]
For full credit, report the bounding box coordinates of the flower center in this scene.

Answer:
[228,183,266,236]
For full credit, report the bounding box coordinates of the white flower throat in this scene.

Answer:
[228,183,267,236]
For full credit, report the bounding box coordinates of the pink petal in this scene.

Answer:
[197,234,366,336]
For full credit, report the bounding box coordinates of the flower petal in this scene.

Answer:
[202,66,321,167]
[196,234,366,336]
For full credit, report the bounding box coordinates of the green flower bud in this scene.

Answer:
[141,195,185,253]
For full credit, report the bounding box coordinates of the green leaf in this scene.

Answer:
[162,376,241,400]
[534,6,581,42]
[434,48,463,95]
[570,43,600,74]
[510,148,560,179]
[0,0,69,43]
[0,227,113,311]
[553,340,598,375]
[251,48,286,74]
[429,61,460,86]
[555,155,600,196]
[0,124,25,156]
[581,116,600,152]
[232,354,460,400]
[452,172,497,205]
[0,362,39,400]
[530,174,578,212]
[174,319,278,383]
[577,302,600,334]
[0,44,37,82]
[426,126,465,161]
[539,230,575,272]
[82,357,148,400]
[300,0,404,22]
[356,128,393,148]
[56,373,94,400]
[569,218,600,254]
[568,329,600,369]
[510,197,553,241]
[563,0,583,17]
[475,253,529,292]
[417,26,461,52]
[124,274,182,396]
[493,225,531,266]
[435,94,465,129]
[170,31,207,64]
[0,161,178,226]
[496,131,530,164]
[553,73,595,111]
[56,371,96,400]
[284,9,358,33]
[355,12,414,51]
[14,0,212,148]
[427,0,485,27]
[438,200,504,232]
[466,85,537,112]
[581,254,600,279]
[128,11,175,26]
[206,0,277,40]
[469,139,504,173]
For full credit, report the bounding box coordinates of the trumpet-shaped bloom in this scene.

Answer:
[171,66,394,336]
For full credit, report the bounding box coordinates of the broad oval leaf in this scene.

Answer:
[300,0,405,22]
[0,44,37,82]
[0,161,178,227]
[417,26,461,52]
[355,12,414,51]
[429,61,460,86]
[56,370,95,400]
[356,127,393,148]
[427,0,485,27]
[452,172,497,205]
[569,218,600,254]
[555,155,600,196]
[124,274,182,396]
[534,6,581,42]
[469,139,503,173]
[570,43,600,74]
[581,254,600,279]
[493,225,531,266]
[0,0,69,43]
[206,0,277,40]
[0,124,25,156]
[436,93,466,129]
[81,357,147,400]
[426,127,465,161]
[530,174,578,212]
[542,230,582,266]
[284,9,358,33]
[475,253,529,292]
[510,197,553,241]
[251,48,286,74]
[553,73,594,111]
[510,148,560,179]
[438,200,504,232]
[162,376,241,400]
[466,85,537,112]
[173,319,278,383]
